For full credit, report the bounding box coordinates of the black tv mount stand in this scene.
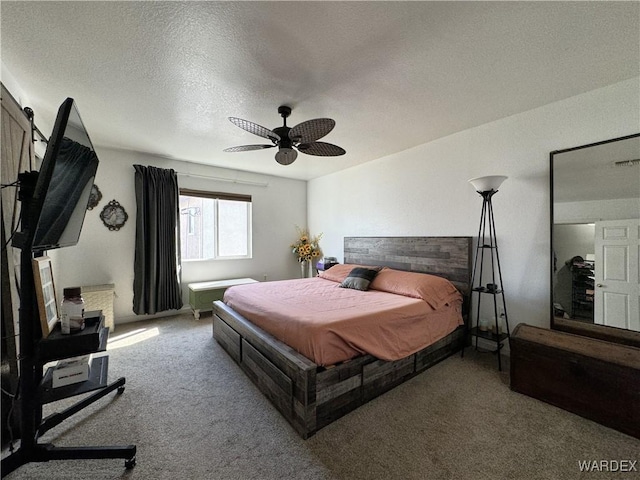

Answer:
[1,173,136,477]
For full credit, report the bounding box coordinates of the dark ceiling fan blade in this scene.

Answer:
[297,142,346,156]
[223,144,275,152]
[289,118,335,144]
[228,117,281,142]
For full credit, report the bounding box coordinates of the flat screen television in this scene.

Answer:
[29,98,99,250]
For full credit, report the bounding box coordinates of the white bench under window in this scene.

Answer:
[187,278,257,319]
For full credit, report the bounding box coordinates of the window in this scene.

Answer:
[179,189,252,260]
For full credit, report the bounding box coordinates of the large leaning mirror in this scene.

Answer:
[551,133,640,344]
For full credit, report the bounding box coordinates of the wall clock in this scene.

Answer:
[87,184,102,210]
[100,199,128,231]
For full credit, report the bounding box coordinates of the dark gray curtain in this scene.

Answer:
[133,165,182,314]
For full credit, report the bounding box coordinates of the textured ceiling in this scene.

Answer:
[2,1,639,180]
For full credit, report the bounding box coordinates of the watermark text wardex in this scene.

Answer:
[578,460,637,473]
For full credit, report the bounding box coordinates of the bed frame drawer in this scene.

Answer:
[213,316,241,363]
[241,339,293,418]
[416,326,465,371]
[363,356,414,401]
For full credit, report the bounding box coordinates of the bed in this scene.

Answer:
[212,236,472,438]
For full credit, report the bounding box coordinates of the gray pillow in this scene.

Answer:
[340,267,380,291]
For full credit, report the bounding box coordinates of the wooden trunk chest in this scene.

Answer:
[510,323,640,439]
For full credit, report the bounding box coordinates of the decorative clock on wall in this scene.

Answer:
[100,199,128,231]
[87,184,102,210]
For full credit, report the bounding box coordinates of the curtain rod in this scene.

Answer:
[176,171,269,187]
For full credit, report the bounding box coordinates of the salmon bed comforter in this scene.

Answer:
[223,267,463,366]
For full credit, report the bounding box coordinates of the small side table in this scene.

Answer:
[316,260,339,276]
[188,278,257,319]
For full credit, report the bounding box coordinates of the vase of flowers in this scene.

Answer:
[291,226,322,278]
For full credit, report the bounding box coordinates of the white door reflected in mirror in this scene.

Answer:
[594,219,640,332]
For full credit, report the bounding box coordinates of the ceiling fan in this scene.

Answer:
[224,106,346,165]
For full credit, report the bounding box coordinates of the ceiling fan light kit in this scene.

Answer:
[275,148,297,165]
[224,105,346,165]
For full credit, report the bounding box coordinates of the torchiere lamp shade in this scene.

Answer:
[468,175,508,194]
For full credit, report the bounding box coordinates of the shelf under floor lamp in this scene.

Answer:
[468,175,510,371]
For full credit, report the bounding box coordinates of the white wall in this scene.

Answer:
[555,197,640,224]
[553,224,595,268]
[49,148,307,323]
[1,61,31,107]
[308,77,640,335]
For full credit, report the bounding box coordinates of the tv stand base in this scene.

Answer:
[1,377,136,478]
[1,443,136,476]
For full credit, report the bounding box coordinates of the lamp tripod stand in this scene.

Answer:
[465,176,511,371]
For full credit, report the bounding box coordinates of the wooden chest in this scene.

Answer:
[510,324,640,439]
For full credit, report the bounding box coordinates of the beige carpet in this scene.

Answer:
[3,313,638,479]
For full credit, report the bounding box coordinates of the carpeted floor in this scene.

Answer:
[2,313,638,479]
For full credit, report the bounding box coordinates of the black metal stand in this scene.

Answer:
[1,173,136,478]
[464,189,510,371]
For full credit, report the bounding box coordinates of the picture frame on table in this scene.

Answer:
[32,256,59,338]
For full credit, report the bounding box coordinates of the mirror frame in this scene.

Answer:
[550,132,640,348]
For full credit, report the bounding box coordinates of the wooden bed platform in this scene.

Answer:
[212,236,472,438]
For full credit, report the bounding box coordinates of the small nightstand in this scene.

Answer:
[316,259,339,275]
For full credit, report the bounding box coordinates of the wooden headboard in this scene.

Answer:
[343,236,473,296]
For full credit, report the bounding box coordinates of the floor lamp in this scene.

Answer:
[468,175,510,371]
